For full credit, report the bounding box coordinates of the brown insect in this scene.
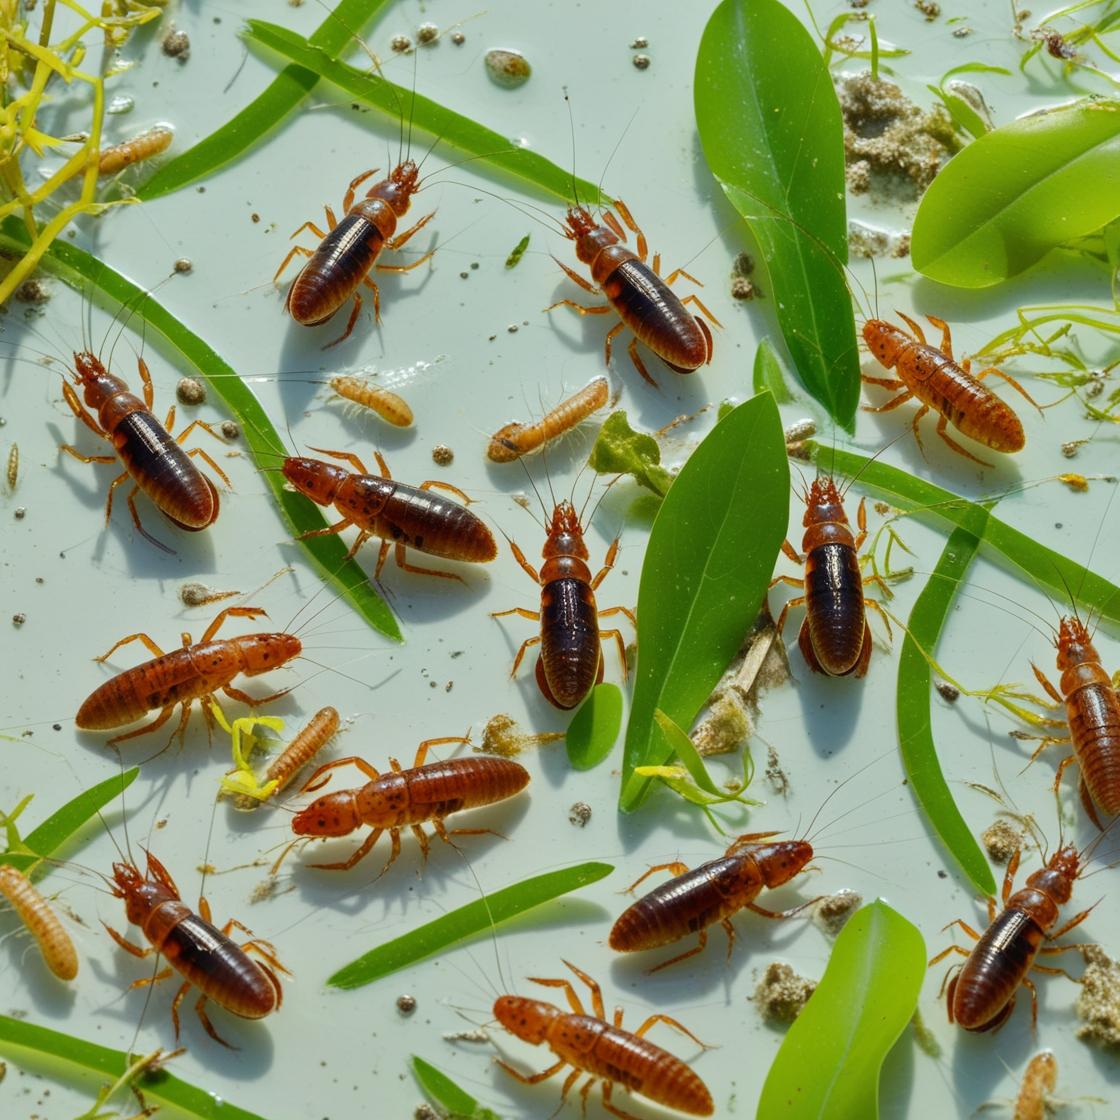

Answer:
[98,125,173,176]
[284,737,530,872]
[769,475,891,678]
[549,202,719,386]
[59,351,230,553]
[493,498,635,709]
[105,849,286,1048]
[274,162,435,348]
[282,448,496,583]
[862,313,1036,466]
[0,865,79,981]
[75,606,301,746]
[929,843,1092,1032]
[328,375,414,428]
[609,831,820,972]
[493,959,714,1119]
[253,706,341,804]
[487,377,609,463]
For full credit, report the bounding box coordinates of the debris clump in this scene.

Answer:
[753,961,816,1024]
[1076,944,1120,1046]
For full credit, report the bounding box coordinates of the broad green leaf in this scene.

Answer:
[412,1057,502,1120]
[620,395,788,811]
[587,411,674,498]
[695,0,859,431]
[752,338,794,403]
[899,525,997,895]
[138,0,393,200]
[0,219,401,642]
[243,22,605,205]
[912,98,1120,287]
[0,769,139,877]
[327,862,613,988]
[566,683,624,770]
[806,442,1120,624]
[756,900,925,1120]
[0,1013,267,1120]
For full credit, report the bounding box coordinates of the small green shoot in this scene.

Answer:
[926,63,1011,139]
[587,411,674,498]
[505,234,530,269]
[210,701,284,803]
[816,11,910,75]
[566,683,624,770]
[412,1057,502,1120]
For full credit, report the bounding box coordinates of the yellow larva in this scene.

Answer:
[0,866,78,981]
[1014,1051,1057,1120]
[487,377,609,463]
[329,376,413,428]
[98,126,174,176]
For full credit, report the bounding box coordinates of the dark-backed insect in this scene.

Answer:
[493,959,714,1118]
[75,606,301,746]
[609,831,820,972]
[282,448,496,583]
[105,849,286,1048]
[862,313,1036,466]
[769,475,891,679]
[59,351,230,553]
[487,377,609,463]
[0,865,79,981]
[928,843,1092,1032]
[283,736,529,873]
[548,202,719,386]
[493,498,635,709]
[274,162,435,348]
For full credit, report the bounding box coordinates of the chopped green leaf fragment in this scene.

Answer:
[587,411,674,498]
[505,234,530,268]
[413,1057,503,1120]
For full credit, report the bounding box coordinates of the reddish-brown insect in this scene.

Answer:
[769,475,891,679]
[1027,615,1120,828]
[274,162,435,348]
[1014,1051,1059,1120]
[75,606,301,746]
[284,737,530,872]
[0,865,79,981]
[59,352,230,553]
[487,377,610,463]
[493,499,635,710]
[609,831,820,972]
[862,313,1036,466]
[98,125,173,175]
[105,850,286,1048]
[549,202,719,386]
[329,375,414,428]
[929,844,1092,1032]
[493,959,714,1119]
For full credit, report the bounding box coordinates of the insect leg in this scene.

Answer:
[590,538,620,590]
[550,257,600,294]
[411,736,471,767]
[861,375,907,392]
[433,818,504,847]
[59,445,116,465]
[649,931,710,974]
[342,169,380,211]
[526,975,589,1017]
[200,606,269,643]
[222,684,292,708]
[273,244,314,282]
[384,210,436,251]
[599,629,628,678]
[928,943,972,968]
[495,1059,567,1085]
[623,334,657,387]
[301,755,381,792]
[418,478,473,503]
[967,361,1043,410]
[612,200,648,261]
[502,634,541,678]
[60,380,107,437]
[546,297,613,315]
[679,291,724,329]
[506,539,541,583]
[747,897,824,920]
[194,992,236,1050]
[925,314,954,358]
[311,827,385,872]
[599,606,637,626]
[599,1082,645,1120]
[323,292,365,347]
[934,413,993,468]
[1030,664,1065,707]
[295,517,356,544]
[631,1012,710,1049]
[623,862,690,894]
[393,542,465,582]
[103,923,154,959]
[896,310,928,345]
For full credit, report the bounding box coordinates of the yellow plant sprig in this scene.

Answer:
[209,701,284,803]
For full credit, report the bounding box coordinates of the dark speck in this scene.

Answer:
[937,870,947,879]
[53,723,61,731]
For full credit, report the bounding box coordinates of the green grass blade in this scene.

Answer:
[0,218,401,642]
[756,900,925,1119]
[752,338,794,403]
[566,683,624,770]
[620,394,788,811]
[244,21,605,205]
[899,525,997,895]
[412,1057,502,1120]
[0,1013,268,1120]
[327,862,613,989]
[695,0,859,431]
[0,769,139,877]
[138,0,393,201]
[806,442,1120,624]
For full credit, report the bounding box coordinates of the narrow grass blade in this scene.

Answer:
[806,442,1120,624]
[413,1057,502,1120]
[756,901,925,1120]
[138,0,393,201]
[0,218,401,641]
[0,1013,267,1120]
[327,862,613,989]
[899,525,997,895]
[244,21,604,205]
[620,394,788,811]
[566,683,624,770]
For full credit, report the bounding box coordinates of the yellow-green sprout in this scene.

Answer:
[209,701,284,803]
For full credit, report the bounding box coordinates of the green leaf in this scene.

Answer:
[756,900,925,1120]
[806,442,1120,625]
[653,709,723,796]
[620,394,788,811]
[695,0,859,431]
[751,338,794,403]
[0,769,138,877]
[0,1013,267,1120]
[566,683,624,770]
[505,235,531,269]
[898,525,997,895]
[0,218,401,642]
[912,97,1120,287]
[138,0,393,200]
[412,1057,502,1120]
[587,410,674,498]
[243,22,605,205]
[327,862,613,988]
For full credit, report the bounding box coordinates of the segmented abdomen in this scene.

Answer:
[1067,682,1120,815]
[804,542,866,675]
[287,213,384,325]
[951,909,1042,1031]
[394,758,530,824]
[539,577,601,709]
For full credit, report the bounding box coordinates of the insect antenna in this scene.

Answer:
[837,431,907,500]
